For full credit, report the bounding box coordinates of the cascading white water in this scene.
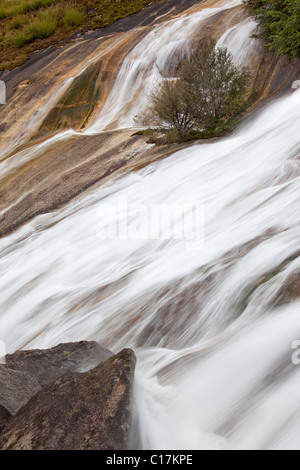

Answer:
[1,84,300,449]
[87,0,243,133]
[216,18,260,67]
[1,0,300,451]
[0,0,245,182]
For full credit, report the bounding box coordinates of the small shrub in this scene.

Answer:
[137,41,250,143]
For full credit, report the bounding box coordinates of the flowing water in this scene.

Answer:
[87,0,243,133]
[1,0,300,451]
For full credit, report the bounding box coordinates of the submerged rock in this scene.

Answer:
[0,349,136,450]
[5,341,113,388]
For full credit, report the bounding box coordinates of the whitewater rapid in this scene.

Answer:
[1,85,300,449]
[87,0,244,132]
[0,0,300,451]
[0,0,246,179]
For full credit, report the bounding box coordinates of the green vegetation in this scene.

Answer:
[9,6,59,47]
[0,0,162,70]
[244,0,300,58]
[8,15,28,31]
[0,0,58,19]
[63,7,85,30]
[137,41,250,144]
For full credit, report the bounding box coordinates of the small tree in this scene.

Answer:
[137,41,250,143]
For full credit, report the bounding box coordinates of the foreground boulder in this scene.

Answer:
[0,348,136,450]
[4,341,113,388]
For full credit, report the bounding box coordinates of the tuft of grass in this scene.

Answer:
[30,19,57,39]
[8,15,28,30]
[63,7,85,31]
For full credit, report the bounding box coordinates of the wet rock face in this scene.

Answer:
[5,341,113,388]
[0,349,136,450]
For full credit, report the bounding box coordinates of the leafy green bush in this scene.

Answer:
[244,0,300,58]
[137,41,250,144]
[63,7,85,30]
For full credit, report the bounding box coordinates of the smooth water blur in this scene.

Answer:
[1,86,300,449]
[216,18,260,67]
[0,0,300,451]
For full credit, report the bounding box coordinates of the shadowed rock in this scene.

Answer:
[0,349,136,450]
[5,341,113,388]
[0,367,41,417]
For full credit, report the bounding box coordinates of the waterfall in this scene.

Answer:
[216,18,260,67]
[86,0,243,132]
[1,84,300,448]
[1,0,300,451]
[0,0,246,181]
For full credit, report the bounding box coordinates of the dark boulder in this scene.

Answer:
[0,349,136,450]
[5,341,113,388]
